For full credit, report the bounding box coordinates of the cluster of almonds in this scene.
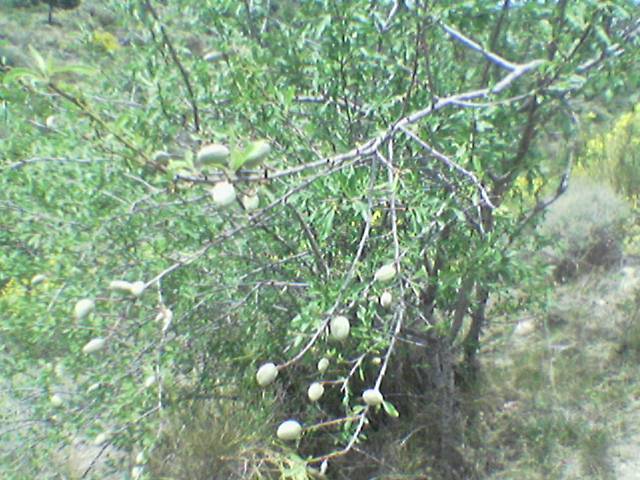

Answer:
[195,141,270,210]
[257,262,398,442]
[73,278,174,368]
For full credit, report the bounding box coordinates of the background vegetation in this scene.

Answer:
[1,1,639,479]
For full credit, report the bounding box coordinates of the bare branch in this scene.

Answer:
[399,126,496,208]
[441,22,518,71]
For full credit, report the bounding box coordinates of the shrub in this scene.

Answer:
[579,104,640,203]
[541,178,630,282]
[90,30,120,53]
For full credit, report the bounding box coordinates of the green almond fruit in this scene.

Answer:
[276,419,302,441]
[256,362,278,387]
[329,316,350,341]
[74,299,95,320]
[203,50,224,62]
[308,382,324,402]
[317,357,329,374]
[211,181,237,207]
[196,143,230,167]
[82,337,106,354]
[363,388,384,406]
[374,263,396,282]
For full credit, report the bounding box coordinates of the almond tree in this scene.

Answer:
[1,1,638,478]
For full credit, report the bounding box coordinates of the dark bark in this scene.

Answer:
[426,332,468,479]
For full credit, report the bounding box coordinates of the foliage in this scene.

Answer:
[1,1,639,479]
[579,103,640,204]
[540,178,630,281]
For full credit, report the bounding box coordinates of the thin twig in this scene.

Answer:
[143,0,200,132]
[289,205,330,278]
[399,125,495,208]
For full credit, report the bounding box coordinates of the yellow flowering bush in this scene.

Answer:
[579,104,640,200]
[91,30,120,54]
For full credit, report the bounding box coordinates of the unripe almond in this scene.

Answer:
[158,307,173,334]
[203,50,224,62]
[152,150,172,164]
[109,280,133,293]
[129,281,146,298]
[82,338,106,354]
[135,450,146,464]
[276,419,302,441]
[514,320,535,336]
[196,143,230,166]
[242,193,260,211]
[363,388,384,406]
[31,274,47,286]
[131,466,144,480]
[74,299,95,320]
[374,263,396,282]
[317,358,329,374]
[93,432,110,446]
[329,316,350,341]
[211,181,236,207]
[307,461,328,478]
[87,382,101,393]
[256,362,278,387]
[380,291,393,308]
[307,382,324,402]
[45,115,59,130]
[144,375,156,388]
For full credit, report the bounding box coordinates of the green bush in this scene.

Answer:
[541,178,630,281]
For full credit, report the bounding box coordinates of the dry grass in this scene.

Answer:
[477,264,640,479]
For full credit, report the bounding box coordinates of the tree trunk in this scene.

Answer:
[48,4,54,25]
[426,332,467,479]
[463,286,489,381]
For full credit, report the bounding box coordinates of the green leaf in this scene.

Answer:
[50,64,96,78]
[382,400,399,418]
[2,67,42,84]
[230,140,271,171]
[28,46,47,76]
